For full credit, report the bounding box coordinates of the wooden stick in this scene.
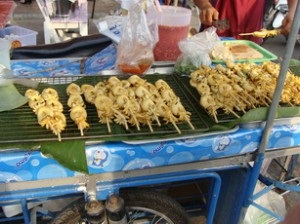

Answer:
[185,118,195,130]
[155,114,161,126]
[172,121,181,134]
[78,123,83,136]
[212,110,219,123]
[132,114,140,131]
[227,108,241,119]
[239,32,254,36]
[147,120,154,133]
[106,117,111,133]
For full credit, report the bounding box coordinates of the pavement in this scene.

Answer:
[10,0,120,44]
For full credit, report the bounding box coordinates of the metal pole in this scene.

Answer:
[239,1,300,222]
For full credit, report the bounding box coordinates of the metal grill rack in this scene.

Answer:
[175,74,244,123]
[0,74,209,144]
[176,63,300,124]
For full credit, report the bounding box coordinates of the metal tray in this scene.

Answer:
[0,74,209,143]
[176,74,300,124]
[174,74,242,123]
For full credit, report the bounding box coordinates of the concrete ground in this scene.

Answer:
[10,0,120,44]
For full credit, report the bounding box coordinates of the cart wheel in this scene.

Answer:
[50,188,190,224]
[121,188,190,224]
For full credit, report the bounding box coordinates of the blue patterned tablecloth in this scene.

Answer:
[11,44,117,77]
[0,121,300,182]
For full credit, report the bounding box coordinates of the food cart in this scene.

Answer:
[0,2,300,224]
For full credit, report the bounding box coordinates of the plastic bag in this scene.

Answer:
[116,1,157,75]
[243,181,287,224]
[175,27,234,74]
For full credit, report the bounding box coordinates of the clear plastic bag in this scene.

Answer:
[175,27,234,73]
[243,181,287,224]
[116,1,157,75]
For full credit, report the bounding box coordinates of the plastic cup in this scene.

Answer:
[152,6,192,61]
[0,39,11,69]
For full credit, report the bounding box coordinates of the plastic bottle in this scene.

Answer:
[85,200,107,224]
[105,195,127,224]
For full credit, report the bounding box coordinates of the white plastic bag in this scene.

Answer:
[175,27,234,73]
[243,181,287,224]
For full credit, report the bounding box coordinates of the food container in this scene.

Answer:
[0,25,38,48]
[151,6,192,61]
[211,40,278,64]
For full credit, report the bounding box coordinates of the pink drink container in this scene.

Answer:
[153,6,191,61]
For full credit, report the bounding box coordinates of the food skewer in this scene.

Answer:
[80,75,193,134]
[190,61,300,122]
[239,28,281,38]
[66,83,89,136]
[26,88,66,141]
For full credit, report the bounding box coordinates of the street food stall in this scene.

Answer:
[0,1,300,224]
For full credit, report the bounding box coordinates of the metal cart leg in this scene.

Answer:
[20,199,30,224]
[239,153,265,223]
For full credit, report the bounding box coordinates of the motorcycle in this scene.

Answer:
[264,0,300,43]
[264,0,288,30]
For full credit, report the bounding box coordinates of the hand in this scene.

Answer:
[199,4,219,25]
[281,12,294,35]
[281,0,298,35]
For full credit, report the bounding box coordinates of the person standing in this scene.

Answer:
[193,0,298,44]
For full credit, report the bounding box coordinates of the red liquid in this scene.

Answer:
[154,25,189,61]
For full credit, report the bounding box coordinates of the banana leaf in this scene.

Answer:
[209,106,300,131]
[41,140,88,174]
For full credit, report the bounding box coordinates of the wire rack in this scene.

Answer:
[175,74,245,123]
[0,74,209,144]
[176,63,300,123]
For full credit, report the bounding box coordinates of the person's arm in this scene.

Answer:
[281,0,298,35]
[193,0,219,25]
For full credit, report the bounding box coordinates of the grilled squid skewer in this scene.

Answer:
[67,86,89,136]
[26,88,66,141]
[51,112,66,142]
[70,106,89,136]
[66,83,82,96]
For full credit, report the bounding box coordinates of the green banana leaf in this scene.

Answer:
[209,106,300,131]
[41,140,88,174]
